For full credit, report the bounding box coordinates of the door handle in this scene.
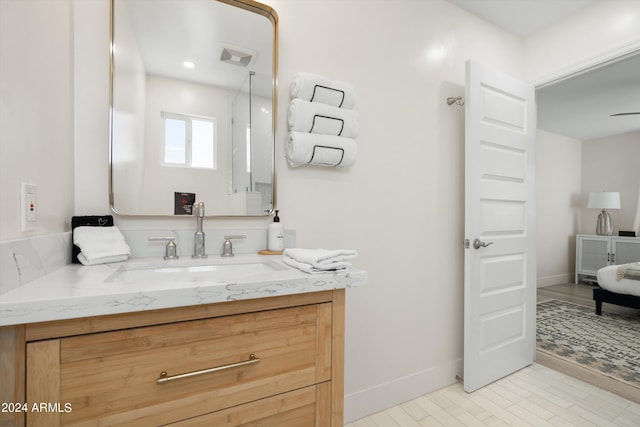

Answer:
[473,238,493,250]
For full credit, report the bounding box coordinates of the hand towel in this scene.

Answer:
[288,98,359,138]
[290,72,356,109]
[283,254,348,274]
[73,226,131,266]
[77,253,129,266]
[286,132,357,168]
[71,215,114,263]
[284,248,357,270]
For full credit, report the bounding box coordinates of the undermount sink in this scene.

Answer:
[107,257,289,285]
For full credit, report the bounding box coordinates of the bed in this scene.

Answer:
[593,263,640,315]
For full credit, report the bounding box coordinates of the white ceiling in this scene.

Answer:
[447,0,596,37]
[122,0,639,141]
[119,0,274,97]
[537,54,640,141]
[447,0,640,141]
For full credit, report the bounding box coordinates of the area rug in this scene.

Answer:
[536,299,640,390]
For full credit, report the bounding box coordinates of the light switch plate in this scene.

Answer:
[21,182,37,232]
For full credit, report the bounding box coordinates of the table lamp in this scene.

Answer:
[587,191,621,236]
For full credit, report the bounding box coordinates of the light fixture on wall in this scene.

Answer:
[587,191,621,236]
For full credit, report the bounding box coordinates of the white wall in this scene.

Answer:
[524,0,640,81]
[527,1,640,288]
[0,0,74,240]
[580,130,640,235]
[535,130,582,286]
[266,1,525,419]
[140,76,230,215]
[73,0,111,217]
[111,0,146,214]
[2,0,640,423]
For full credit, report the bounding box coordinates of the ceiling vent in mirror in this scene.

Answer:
[220,44,256,67]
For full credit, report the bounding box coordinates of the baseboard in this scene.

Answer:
[343,358,462,423]
[537,273,572,288]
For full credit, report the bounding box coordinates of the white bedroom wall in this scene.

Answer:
[535,130,582,287]
[580,130,640,235]
[526,0,640,287]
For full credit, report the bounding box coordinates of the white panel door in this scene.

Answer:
[463,60,536,393]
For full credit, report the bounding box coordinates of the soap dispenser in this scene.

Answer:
[268,210,285,251]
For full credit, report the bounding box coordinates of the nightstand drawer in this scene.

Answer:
[27,304,330,426]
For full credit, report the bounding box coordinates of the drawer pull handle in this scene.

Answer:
[157,354,259,384]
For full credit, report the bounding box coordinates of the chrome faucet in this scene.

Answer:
[149,236,178,260]
[192,201,207,259]
[221,235,246,257]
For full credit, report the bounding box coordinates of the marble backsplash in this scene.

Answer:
[0,228,295,295]
[0,232,72,295]
[122,228,295,260]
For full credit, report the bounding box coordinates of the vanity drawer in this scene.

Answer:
[165,383,331,427]
[26,304,332,426]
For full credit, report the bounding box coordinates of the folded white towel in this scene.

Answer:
[73,226,131,266]
[283,254,348,274]
[288,99,359,138]
[284,248,357,270]
[77,253,129,266]
[286,132,357,168]
[290,72,356,109]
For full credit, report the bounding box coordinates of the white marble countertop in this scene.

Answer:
[0,255,367,327]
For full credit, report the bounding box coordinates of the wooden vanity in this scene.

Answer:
[1,289,345,426]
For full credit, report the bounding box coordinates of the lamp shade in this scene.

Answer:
[587,191,621,209]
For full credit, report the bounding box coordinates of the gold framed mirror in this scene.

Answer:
[109,0,277,216]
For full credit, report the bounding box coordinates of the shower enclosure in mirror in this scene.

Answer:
[110,0,277,216]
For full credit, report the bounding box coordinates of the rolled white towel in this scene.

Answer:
[290,72,356,109]
[288,98,359,138]
[286,132,357,168]
[284,248,357,269]
[73,226,131,266]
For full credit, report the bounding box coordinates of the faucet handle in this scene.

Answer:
[149,236,178,260]
[221,235,247,257]
[223,234,247,240]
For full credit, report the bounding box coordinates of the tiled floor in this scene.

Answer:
[345,363,640,426]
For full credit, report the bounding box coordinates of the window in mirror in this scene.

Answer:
[162,112,217,169]
[164,116,186,164]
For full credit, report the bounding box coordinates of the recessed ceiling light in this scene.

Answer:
[183,61,195,69]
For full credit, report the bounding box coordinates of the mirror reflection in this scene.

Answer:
[110,0,277,216]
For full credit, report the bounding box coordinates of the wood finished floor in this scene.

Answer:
[346,284,640,426]
[538,282,640,318]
